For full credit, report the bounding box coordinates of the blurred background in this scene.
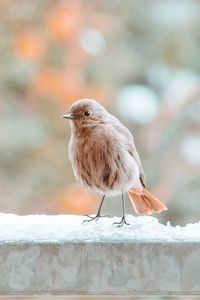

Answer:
[1,1,200,300]
[1,0,200,228]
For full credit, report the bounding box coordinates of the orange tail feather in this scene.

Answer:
[128,187,167,215]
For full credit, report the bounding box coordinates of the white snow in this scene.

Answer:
[0,214,200,244]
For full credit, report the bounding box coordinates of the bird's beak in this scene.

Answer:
[61,114,76,120]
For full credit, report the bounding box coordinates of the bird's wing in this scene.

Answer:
[109,114,146,187]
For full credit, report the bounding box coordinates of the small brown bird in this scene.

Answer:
[62,98,167,226]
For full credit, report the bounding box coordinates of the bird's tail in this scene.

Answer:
[128,187,167,215]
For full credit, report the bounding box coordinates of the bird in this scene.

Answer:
[62,98,167,226]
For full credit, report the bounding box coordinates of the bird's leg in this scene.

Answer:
[83,195,110,223]
[113,193,130,227]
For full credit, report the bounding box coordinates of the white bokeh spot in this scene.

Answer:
[117,85,158,124]
[79,27,106,56]
[181,135,200,165]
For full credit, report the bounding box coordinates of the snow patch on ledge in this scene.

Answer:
[0,214,200,244]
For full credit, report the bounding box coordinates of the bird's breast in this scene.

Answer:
[69,131,139,194]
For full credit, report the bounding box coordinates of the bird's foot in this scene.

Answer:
[113,216,130,228]
[83,214,111,223]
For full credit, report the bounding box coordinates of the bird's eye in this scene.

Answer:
[84,110,92,116]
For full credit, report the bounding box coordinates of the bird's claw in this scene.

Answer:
[83,214,111,224]
[113,216,130,228]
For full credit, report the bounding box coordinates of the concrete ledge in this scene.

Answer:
[0,214,200,295]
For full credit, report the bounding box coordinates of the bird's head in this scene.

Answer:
[62,98,108,128]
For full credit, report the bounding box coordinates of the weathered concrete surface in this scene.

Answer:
[0,241,200,295]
